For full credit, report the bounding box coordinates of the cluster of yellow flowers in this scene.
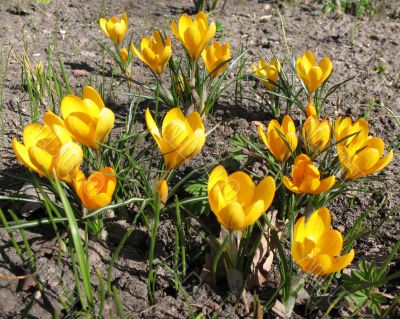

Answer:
[99,11,230,79]
[13,9,394,285]
[13,86,116,210]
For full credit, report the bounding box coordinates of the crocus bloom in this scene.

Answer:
[131,31,172,75]
[334,116,368,147]
[283,154,335,194]
[302,115,331,153]
[253,59,280,90]
[61,86,115,150]
[306,102,317,117]
[171,11,216,60]
[201,42,230,78]
[208,165,276,231]
[12,111,83,184]
[157,179,169,204]
[334,117,393,179]
[258,115,298,162]
[292,208,355,275]
[73,167,116,210]
[296,51,332,94]
[145,108,206,169]
[99,12,128,46]
[120,48,129,62]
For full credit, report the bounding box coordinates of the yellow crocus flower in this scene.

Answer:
[292,208,355,276]
[145,107,206,169]
[208,165,276,231]
[201,42,230,78]
[131,31,172,75]
[171,11,216,60]
[253,58,280,90]
[61,86,115,150]
[99,12,128,46]
[283,154,335,194]
[302,115,331,154]
[258,115,298,163]
[334,116,393,179]
[12,111,83,184]
[296,51,332,94]
[73,167,116,210]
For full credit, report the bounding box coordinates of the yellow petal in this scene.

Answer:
[228,171,254,207]
[368,150,393,175]
[244,200,265,227]
[12,138,41,174]
[64,113,96,147]
[55,142,83,183]
[29,146,53,174]
[283,176,301,194]
[162,108,188,136]
[61,95,86,119]
[305,208,331,243]
[252,176,276,211]
[99,18,109,37]
[315,229,343,257]
[303,254,332,275]
[292,241,306,266]
[208,165,228,192]
[217,201,246,231]
[82,86,105,111]
[145,108,163,150]
[93,107,115,147]
[315,176,335,194]
[294,216,306,243]
[23,123,51,150]
[323,249,355,275]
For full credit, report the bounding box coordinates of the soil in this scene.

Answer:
[0,0,399,318]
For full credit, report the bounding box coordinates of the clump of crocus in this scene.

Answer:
[283,154,335,194]
[208,165,276,231]
[302,115,331,154]
[253,58,280,90]
[73,168,116,210]
[61,86,115,150]
[171,11,216,61]
[258,115,298,162]
[292,208,355,275]
[145,108,206,169]
[13,111,83,184]
[201,42,231,79]
[334,117,393,179]
[99,12,128,46]
[296,51,332,95]
[131,31,172,76]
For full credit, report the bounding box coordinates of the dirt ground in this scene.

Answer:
[0,0,399,318]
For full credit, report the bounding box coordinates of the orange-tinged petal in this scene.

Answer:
[283,176,301,193]
[315,176,335,194]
